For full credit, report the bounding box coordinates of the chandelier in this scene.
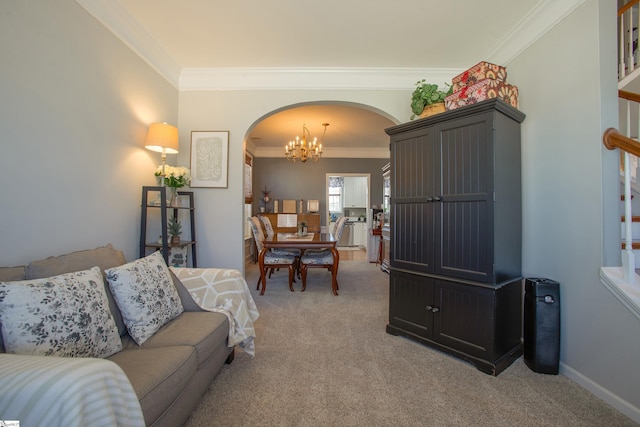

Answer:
[285,123,328,162]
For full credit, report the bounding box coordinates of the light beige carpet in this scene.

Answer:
[184,260,635,427]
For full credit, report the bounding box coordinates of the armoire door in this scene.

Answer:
[433,112,495,283]
[388,269,435,338]
[432,279,494,360]
[390,126,438,273]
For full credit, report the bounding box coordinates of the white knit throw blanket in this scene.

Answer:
[171,267,260,356]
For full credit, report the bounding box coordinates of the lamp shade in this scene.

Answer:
[144,122,179,154]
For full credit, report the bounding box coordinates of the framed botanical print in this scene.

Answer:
[190,131,229,188]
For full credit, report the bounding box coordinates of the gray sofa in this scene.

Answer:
[0,244,234,427]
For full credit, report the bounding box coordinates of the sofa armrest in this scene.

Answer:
[170,269,204,312]
[0,353,145,427]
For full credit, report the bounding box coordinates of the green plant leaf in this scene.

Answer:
[410,80,450,119]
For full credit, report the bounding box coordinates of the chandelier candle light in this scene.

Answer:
[285,123,328,162]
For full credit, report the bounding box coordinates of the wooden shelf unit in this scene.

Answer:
[139,186,197,267]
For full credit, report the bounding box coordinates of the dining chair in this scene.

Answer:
[258,215,301,258]
[299,216,347,292]
[257,215,302,280]
[248,217,297,294]
[303,216,347,257]
[333,216,349,241]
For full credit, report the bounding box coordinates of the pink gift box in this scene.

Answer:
[451,61,507,93]
[445,79,519,111]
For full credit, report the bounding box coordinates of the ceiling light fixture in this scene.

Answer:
[285,123,328,162]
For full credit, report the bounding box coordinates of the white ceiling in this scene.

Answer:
[78,0,583,156]
[115,0,543,69]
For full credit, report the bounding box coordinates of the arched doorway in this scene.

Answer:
[242,101,397,266]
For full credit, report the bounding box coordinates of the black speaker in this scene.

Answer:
[524,278,560,374]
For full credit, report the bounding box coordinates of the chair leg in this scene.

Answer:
[300,264,308,291]
[328,267,338,290]
[259,268,268,296]
[287,265,294,292]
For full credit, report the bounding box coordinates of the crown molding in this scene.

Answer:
[254,146,390,159]
[75,0,181,88]
[77,0,585,91]
[179,67,461,91]
[486,0,586,64]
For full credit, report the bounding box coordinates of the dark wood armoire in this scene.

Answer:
[384,99,526,375]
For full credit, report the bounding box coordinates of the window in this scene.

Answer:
[328,185,342,212]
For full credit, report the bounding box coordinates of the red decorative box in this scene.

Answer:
[451,61,507,92]
[445,79,519,111]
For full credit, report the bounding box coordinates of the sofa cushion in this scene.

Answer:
[105,252,184,346]
[0,266,25,282]
[108,346,197,426]
[170,269,202,312]
[25,244,127,337]
[25,244,126,279]
[0,266,122,358]
[122,311,228,368]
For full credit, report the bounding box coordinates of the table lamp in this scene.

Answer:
[144,122,179,186]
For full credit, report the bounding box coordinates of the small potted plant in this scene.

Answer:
[410,80,453,120]
[155,165,191,207]
[168,215,182,246]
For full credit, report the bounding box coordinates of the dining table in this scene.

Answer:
[259,232,340,295]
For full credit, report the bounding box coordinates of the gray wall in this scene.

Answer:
[510,0,640,420]
[0,1,178,265]
[252,157,389,225]
[178,89,409,270]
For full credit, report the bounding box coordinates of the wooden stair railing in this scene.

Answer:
[603,127,640,158]
[619,0,640,17]
[603,88,640,282]
[619,89,640,103]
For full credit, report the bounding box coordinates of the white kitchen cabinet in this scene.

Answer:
[353,222,367,246]
[343,177,367,208]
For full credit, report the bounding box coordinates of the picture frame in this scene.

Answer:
[190,131,229,188]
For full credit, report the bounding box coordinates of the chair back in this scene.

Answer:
[330,216,342,238]
[248,216,265,252]
[333,216,348,242]
[258,215,275,238]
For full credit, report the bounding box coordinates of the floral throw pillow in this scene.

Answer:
[0,266,122,358]
[105,251,184,345]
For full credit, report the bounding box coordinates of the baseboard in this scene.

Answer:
[560,362,640,423]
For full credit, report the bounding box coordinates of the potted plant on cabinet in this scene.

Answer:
[410,80,453,120]
[168,215,182,246]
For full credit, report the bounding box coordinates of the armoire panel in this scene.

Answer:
[438,116,491,199]
[389,270,434,337]
[391,130,433,199]
[392,202,434,272]
[438,200,493,282]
